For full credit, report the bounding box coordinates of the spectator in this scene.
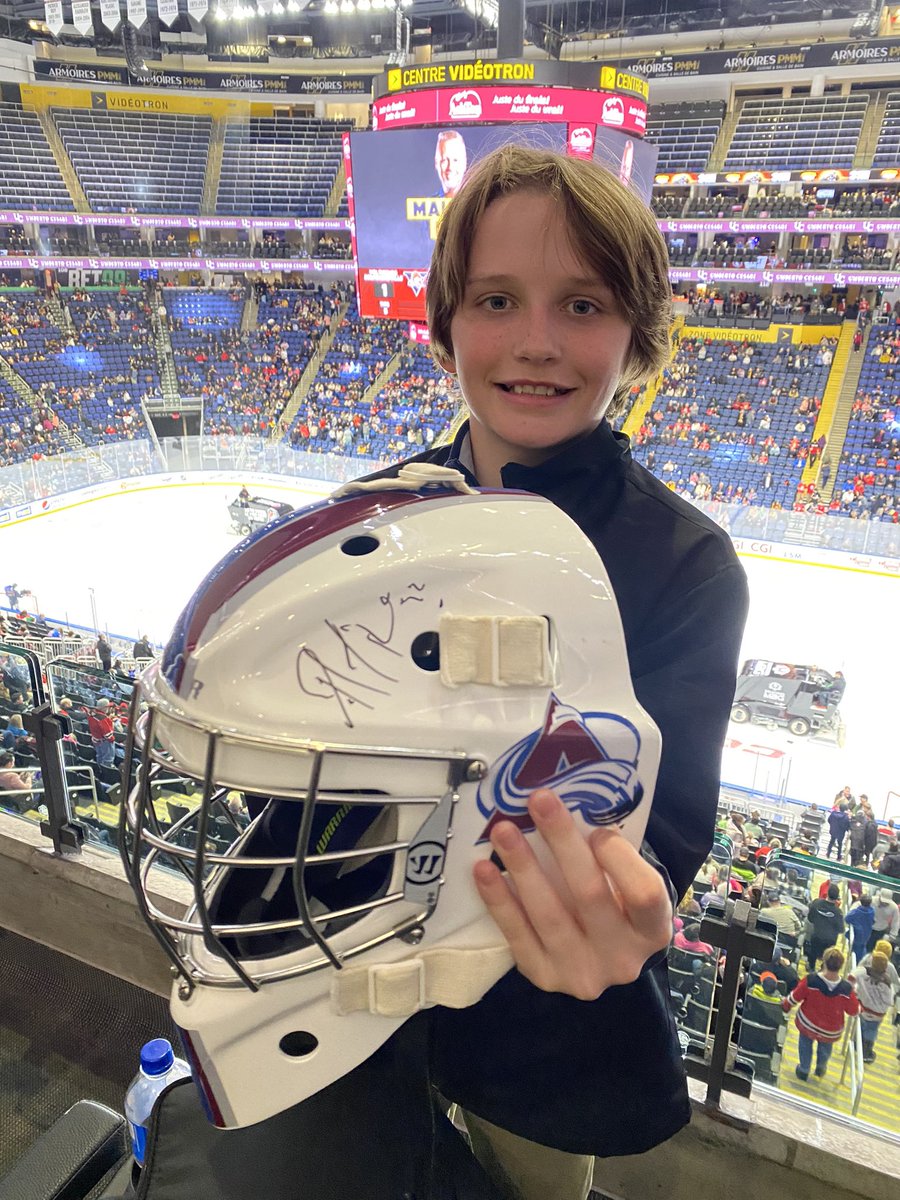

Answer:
[848,950,897,1064]
[867,890,900,952]
[1,713,29,751]
[760,891,802,938]
[0,749,33,812]
[845,894,876,956]
[96,635,112,673]
[783,946,860,1081]
[876,839,900,880]
[742,810,764,841]
[673,921,715,957]
[804,884,845,971]
[746,970,784,1011]
[133,634,153,661]
[87,698,116,769]
[848,806,869,867]
[826,801,851,860]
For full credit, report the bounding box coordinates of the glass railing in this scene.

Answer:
[0,644,45,828]
[2,437,900,560]
[734,850,900,1137]
[0,436,391,512]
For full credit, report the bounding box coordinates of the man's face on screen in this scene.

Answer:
[436,136,467,196]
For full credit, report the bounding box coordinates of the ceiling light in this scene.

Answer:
[276,33,286,41]
[324,0,338,11]
[271,0,284,11]
[358,0,371,9]
[340,0,353,11]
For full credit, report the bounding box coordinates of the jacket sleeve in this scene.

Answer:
[629,560,749,901]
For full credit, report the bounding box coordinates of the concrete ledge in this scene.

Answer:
[3,813,900,1199]
[0,811,172,996]
[593,1080,900,1200]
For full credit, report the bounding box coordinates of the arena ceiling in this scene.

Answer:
[0,0,873,59]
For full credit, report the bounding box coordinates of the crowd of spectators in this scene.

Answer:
[629,334,833,503]
[832,325,900,522]
[286,294,413,458]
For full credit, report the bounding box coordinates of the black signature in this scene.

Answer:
[295,585,426,728]
[296,646,391,729]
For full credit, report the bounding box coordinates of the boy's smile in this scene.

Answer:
[442,189,633,485]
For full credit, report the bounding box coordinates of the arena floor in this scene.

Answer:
[3,479,897,813]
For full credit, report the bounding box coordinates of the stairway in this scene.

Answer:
[621,317,684,440]
[277,296,351,436]
[35,109,90,214]
[803,323,870,502]
[324,163,347,219]
[201,117,227,216]
[706,98,744,173]
[241,290,259,334]
[44,288,73,334]
[147,284,182,406]
[359,345,408,409]
[853,92,888,170]
[0,353,41,407]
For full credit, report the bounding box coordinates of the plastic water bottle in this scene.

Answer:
[124,1038,192,1169]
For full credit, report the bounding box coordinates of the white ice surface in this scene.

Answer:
[2,482,897,811]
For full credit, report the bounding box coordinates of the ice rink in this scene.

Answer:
[2,479,897,814]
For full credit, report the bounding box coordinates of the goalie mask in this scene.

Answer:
[121,464,660,1129]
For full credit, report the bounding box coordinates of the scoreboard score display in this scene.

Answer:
[348,60,654,321]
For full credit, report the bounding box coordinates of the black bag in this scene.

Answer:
[110,1016,505,1200]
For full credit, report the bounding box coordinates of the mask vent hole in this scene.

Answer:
[340,535,380,556]
[411,631,440,672]
[279,1031,319,1058]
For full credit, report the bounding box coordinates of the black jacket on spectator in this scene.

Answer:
[351,419,749,1156]
[878,851,900,880]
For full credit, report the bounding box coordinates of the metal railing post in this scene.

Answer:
[22,702,84,856]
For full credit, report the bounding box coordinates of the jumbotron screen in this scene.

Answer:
[345,124,658,320]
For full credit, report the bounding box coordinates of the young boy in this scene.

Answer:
[361,143,749,1198]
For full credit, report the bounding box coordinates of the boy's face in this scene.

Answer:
[442,190,633,475]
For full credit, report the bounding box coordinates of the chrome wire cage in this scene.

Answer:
[118,686,483,996]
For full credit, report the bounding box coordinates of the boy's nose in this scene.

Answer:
[513,310,561,360]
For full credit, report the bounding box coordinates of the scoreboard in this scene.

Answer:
[347,58,654,321]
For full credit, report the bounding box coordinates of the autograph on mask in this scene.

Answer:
[296,585,426,728]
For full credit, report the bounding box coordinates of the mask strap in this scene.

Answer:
[331,944,514,1019]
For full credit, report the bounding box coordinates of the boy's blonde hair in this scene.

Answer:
[426,142,672,419]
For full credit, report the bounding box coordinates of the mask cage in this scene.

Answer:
[118,688,481,996]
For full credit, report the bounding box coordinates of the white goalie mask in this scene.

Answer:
[121,464,660,1129]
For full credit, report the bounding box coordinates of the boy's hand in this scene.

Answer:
[473,788,672,1001]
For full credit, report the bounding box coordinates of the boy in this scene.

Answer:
[360,144,749,1199]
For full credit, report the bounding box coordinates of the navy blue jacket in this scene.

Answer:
[362,419,749,1156]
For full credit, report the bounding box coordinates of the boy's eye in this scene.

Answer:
[482,295,510,311]
[569,298,600,316]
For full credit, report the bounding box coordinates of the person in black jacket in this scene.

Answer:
[804,884,846,970]
[826,802,851,860]
[878,840,900,880]
[333,144,749,1200]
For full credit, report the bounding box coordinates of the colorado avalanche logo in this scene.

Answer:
[476,694,643,841]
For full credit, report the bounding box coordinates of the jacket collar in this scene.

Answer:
[443,419,631,490]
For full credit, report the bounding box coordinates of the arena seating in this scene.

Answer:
[629,335,835,502]
[832,326,900,521]
[871,92,900,169]
[645,101,725,173]
[0,290,153,446]
[0,102,73,211]
[216,116,353,217]
[51,109,211,214]
[366,342,457,460]
[725,94,869,170]
[167,285,329,435]
[286,294,410,457]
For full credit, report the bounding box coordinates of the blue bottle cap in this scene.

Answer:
[140,1038,175,1076]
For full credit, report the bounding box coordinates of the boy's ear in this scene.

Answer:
[434,349,457,376]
